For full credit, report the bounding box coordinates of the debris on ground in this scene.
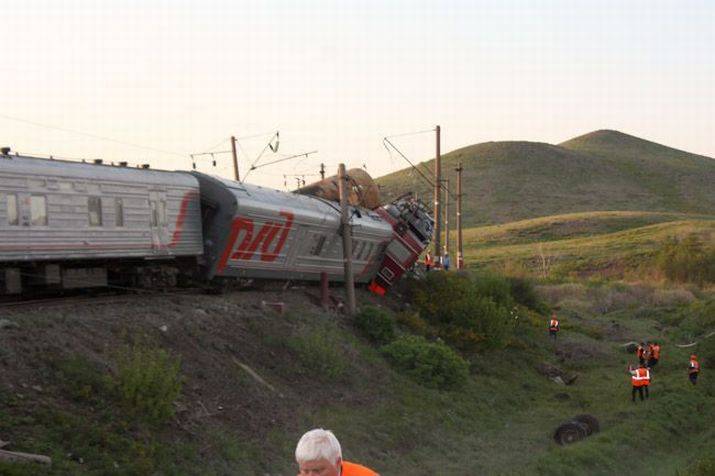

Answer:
[553,414,600,445]
[536,362,578,385]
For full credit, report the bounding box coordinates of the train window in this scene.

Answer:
[311,235,326,256]
[159,201,167,225]
[352,240,364,259]
[6,194,18,225]
[150,200,158,226]
[88,197,102,226]
[30,195,47,226]
[115,198,124,227]
[361,242,373,261]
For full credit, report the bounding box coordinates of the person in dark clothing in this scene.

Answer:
[689,355,700,385]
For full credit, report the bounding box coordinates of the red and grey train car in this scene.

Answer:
[192,173,394,284]
[0,151,432,295]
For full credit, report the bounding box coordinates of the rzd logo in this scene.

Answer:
[217,211,294,273]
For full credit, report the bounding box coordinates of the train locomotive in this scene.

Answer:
[0,150,432,296]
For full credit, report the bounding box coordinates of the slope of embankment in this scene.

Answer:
[1,282,714,475]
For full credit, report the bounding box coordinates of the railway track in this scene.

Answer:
[0,288,204,310]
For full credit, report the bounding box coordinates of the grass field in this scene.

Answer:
[458,212,715,279]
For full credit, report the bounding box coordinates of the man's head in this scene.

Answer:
[691,354,697,360]
[295,429,342,476]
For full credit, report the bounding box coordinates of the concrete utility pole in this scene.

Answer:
[338,164,356,315]
[455,162,464,269]
[433,125,442,261]
[320,163,325,180]
[444,178,450,257]
[230,136,240,181]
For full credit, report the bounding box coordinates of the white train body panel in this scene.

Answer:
[194,174,393,283]
[0,155,203,262]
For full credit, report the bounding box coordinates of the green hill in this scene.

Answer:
[376,130,715,226]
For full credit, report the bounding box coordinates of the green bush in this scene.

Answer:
[381,335,469,390]
[411,272,516,350]
[396,311,434,337]
[355,306,396,344]
[507,276,549,313]
[287,328,349,381]
[116,346,183,425]
[656,234,715,285]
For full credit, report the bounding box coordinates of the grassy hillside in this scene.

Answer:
[461,214,715,279]
[1,283,714,475]
[376,130,715,226]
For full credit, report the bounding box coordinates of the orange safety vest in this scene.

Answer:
[636,346,645,359]
[342,461,379,476]
[549,319,559,332]
[424,255,434,266]
[652,345,661,360]
[631,367,650,387]
[689,360,700,374]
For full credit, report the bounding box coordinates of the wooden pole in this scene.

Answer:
[231,136,240,181]
[433,125,442,262]
[338,164,356,315]
[455,162,463,269]
[320,163,325,180]
[444,177,450,258]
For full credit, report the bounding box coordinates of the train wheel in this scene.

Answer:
[573,414,600,435]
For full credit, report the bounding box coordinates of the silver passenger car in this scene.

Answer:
[194,173,393,283]
[0,152,202,293]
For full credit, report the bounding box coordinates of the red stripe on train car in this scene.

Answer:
[169,190,199,248]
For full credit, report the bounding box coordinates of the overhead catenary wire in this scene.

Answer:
[0,113,187,159]
[383,137,457,201]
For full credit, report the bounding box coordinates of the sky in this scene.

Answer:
[2,0,713,189]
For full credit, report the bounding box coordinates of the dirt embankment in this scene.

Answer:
[0,285,396,473]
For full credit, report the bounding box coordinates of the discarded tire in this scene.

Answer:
[553,421,589,445]
[573,414,600,435]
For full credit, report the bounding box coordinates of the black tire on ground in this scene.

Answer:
[573,414,600,435]
[553,421,588,445]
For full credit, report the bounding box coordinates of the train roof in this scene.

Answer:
[0,153,198,187]
[194,173,390,230]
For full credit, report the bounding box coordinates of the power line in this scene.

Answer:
[384,127,437,140]
[0,113,187,158]
[383,137,456,200]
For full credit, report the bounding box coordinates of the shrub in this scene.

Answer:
[115,346,183,425]
[287,328,349,381]
[395,311,434,337]
[656,234,715,285]
[411,272,516,350]
[355,306,396,344]
[381,335,469,390]
[507,276,548,313]
[472,272,514,308]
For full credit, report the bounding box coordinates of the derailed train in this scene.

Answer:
[0,150,433,296]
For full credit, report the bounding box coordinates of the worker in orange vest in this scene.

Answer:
[635,342,646,366]
[548,313,560,340]
[648,342,661,369]
[424,252,434,272]
[295,428,379,476]
[689,354,700,385]
[629,362,650,402]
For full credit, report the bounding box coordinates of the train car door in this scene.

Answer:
[148,191,169,254]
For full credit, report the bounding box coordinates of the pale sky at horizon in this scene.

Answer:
[2,0,713,189]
